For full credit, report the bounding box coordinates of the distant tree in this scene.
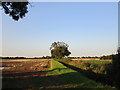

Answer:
[45,56,51,59]
[42,56,46,59]
[81,56,85,58]
[117,47,120,54]
[94,56,99,58]
[88,56,91,58]
[50,42,71,59]
[0,1,29,21]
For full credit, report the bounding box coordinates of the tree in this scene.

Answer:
[117,47,120,54]
[107,47,120,88]
[0,1,29,21]
[50,42,71,58]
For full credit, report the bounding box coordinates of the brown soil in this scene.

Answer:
[1,59,51,78]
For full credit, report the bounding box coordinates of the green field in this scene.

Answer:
[75,60,112,64]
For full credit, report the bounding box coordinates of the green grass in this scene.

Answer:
[47,59,75,76]
[79,60,112,64]
[44,59,111,88]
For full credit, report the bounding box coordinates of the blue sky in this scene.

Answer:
[2,2,118,57]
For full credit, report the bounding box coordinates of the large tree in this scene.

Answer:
[0,1,29,21]
[50,42,71,58]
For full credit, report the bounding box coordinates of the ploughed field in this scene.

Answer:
[1,59,51,78]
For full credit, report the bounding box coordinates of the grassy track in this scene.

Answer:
[45,60,111,88]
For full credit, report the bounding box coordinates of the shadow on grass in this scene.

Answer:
[44,68,70,72]
[2,68,69,78]
[2,71,46,77]
[3,66,108,89]
[2,70,97,89]
[59,61,113,86]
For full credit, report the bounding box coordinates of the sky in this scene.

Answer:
[2,2,118,57]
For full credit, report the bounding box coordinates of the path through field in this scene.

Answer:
[1,59,110,89]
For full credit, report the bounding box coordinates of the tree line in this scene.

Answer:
[1,56,52,59]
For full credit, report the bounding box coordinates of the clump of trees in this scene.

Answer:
[2,57,26,59]
[2,56,52,59]
[100,55,115,60]
[50,42,71,59]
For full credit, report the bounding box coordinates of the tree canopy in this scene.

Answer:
[50,42,71,58]
[0,1,29,21]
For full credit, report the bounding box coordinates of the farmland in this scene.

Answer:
[1,59,114,89]
[70,59,112,74]
[1,59,51,73]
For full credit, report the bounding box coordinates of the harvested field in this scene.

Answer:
[1,59,51,78]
